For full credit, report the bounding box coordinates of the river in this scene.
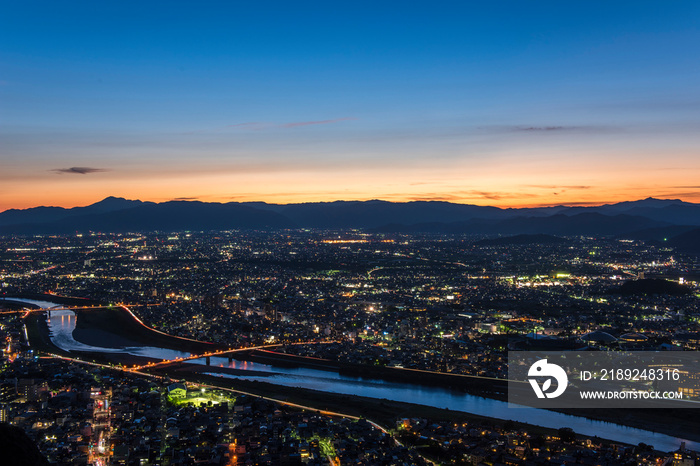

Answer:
[6,297,696,452]
[6,298,191,360]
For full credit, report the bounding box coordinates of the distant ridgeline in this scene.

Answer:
[1,197,700,249]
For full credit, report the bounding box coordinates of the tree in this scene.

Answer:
[558,427,576,443]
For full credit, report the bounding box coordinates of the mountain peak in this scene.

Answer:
[1,197,699,234]
[81,197,147,214]
[93,196,136,205]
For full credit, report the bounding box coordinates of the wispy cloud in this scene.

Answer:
[656,191,700,199]
[407,194,465,202]
[281,117,357,128]
[525,185,592,190]
[226,117,356,131]
[384,190,542,202]
[523,185,592,197]
[529,200,611,207]
[591,98,700,112]
[463,190,539,201]
[514,125,615,133]
[51,167,109,175]
[226,190,355,200]
[225,122,268,130]
[518,126,569,131]
[407,190,540,201]
[480,125,613,134]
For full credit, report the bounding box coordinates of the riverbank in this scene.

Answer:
[160,366,700,454]
[234,348,511,398]
[72,306,226,353]
[24,313,66,355]
[23,300,700,446]
[163,367,572,440]
[25,308,216,367]
[227,349,700,444]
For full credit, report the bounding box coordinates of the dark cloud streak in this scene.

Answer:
[479,125,614,134]
[51,167,109,175]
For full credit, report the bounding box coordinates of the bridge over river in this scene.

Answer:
[6,296,698,452]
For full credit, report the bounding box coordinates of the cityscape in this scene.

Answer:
[1,216,700,464]
[4,1,700,465]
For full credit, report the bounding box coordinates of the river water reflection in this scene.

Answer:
[190,356,698,452]
[7,297,697,452]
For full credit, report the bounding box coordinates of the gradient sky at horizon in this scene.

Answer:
[2,1,700,211]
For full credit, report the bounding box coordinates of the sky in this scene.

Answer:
[2,1,700,211]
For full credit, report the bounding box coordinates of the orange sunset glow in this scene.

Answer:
[3,2,700,212]
[3,149,700,212]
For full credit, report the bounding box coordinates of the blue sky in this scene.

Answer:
[2,1,700,209]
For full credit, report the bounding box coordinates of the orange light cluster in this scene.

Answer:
[322,239,368,244]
